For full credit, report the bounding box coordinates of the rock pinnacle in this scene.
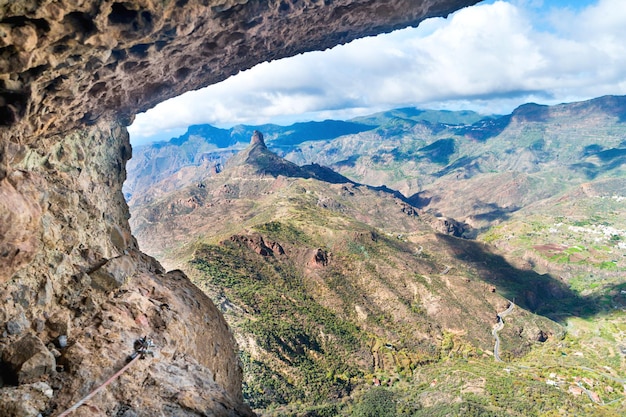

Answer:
[251,130,266,147]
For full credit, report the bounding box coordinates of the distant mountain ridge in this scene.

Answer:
[127,95,626,233]
[124,106,496,200]
[124,119,376,200]
[164,119,374,149]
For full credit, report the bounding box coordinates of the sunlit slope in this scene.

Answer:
[131,139,567,409]
[283,96,626,232]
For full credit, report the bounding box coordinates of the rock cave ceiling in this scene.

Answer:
[0,0,481,145]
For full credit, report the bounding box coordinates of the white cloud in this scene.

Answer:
[129,0,626,145]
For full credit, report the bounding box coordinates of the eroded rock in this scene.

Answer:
[228,234,275,256]
[89,254,137,291]
[308,248,329,268]
[0,176,43,283]
[46,310,71,340]
[432,216,469,238]
[2,334,56,385]
[0,1,479,139]
[0,382,54,417]
[0,121,252,415]
[250,130,266,147]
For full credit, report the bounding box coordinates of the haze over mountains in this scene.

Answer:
[127,95,626,416]
[127,95,626,231]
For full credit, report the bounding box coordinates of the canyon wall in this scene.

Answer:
[0,1,479,415]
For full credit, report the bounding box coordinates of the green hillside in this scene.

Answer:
[127,97,626,416]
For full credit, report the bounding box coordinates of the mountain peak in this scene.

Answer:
[250,130,266,147]
[221,130,358,186]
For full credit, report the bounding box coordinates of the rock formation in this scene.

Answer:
[0,0,480,415]
[250,130,265,147]
[228,234,280,257]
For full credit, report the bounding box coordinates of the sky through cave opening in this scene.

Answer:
[128,0,626,147]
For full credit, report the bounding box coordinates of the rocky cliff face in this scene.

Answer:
[0,119,252,416]
[0,0,480,415]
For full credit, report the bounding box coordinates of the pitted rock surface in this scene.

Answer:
[0,0,480,415]
[0,0,478,142]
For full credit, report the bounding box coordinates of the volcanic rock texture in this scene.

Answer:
[0,0,479,415]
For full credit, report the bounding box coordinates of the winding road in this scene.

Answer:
[492,301,515,362]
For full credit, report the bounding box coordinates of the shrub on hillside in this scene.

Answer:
[351,387,397,417]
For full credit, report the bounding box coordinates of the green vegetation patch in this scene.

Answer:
[254,221,314,245]
[191,242,363,408]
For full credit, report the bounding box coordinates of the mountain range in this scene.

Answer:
[126,95,626,229]
[126,96,626,416]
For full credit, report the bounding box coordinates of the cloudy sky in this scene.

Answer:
[128,0,626,146]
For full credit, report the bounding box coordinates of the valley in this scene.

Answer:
[127,97,626,416]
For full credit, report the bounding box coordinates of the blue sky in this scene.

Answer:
[129,0,625,146]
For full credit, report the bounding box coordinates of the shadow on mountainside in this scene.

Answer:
[435,234,620,323]
[232,136,419,204]
[570,144,626,179]
[470,204,518,223]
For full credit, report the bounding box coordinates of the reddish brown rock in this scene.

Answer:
[0,382,54,417]
[0,175,43,283]
[228,234,275,256]
[2,334,56,385]
[308,248,329,268]
[45,310,71,340]
[269,241,285,256]
[89,254,137,292]
[250,130,266,147]
[432,216,469,237]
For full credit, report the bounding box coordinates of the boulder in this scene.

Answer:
[89,255,137,292]
[2,334,55,385]
[308,248,329,268]
[432,216,469,237]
